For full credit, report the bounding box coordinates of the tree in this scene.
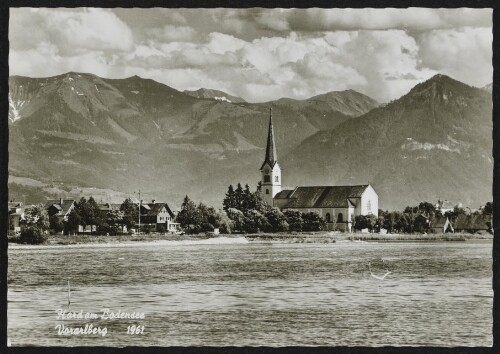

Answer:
[23,204,50,230]
[302,212,326,232]
[418,202,436,216]
[284,210,303,232]
[265,207,289,232]
[244,210,270,233]
[120,198,138,230]
[64,209,81,235]
[222,185,236,212]
[234,183,244,211]
[20,226,47,244]
[216,210,233,234]
[86,197,101,234]
[176,196,202,234]
[483,202,493,215]
[49,214,63,233]
[227,208,245,232]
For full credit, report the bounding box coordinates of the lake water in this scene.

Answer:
[8,239,492,346]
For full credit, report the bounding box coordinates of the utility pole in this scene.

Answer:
[21,194,27,205]
[138,189,141,235]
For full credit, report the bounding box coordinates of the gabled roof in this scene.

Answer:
[274,190,294,199]
[141,202,175,218]
[45,199,76,215]
[280,185,369,209]
[454,214,492,230]
[431,216,449,228]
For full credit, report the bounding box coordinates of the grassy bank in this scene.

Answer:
[8,233,226,246]
[7,231,492,246]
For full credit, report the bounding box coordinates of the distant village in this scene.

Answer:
[8,110,493,243]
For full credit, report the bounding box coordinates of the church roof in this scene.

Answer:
[454,214,492,231]
[280,185,370,209]
[431,216,449,228]
[274,190,294,199]
[260,108,278,170]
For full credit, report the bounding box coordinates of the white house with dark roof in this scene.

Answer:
[140,200,180,232]
[260,109,378,232]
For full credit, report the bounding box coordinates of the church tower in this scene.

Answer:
[260,108,281,206]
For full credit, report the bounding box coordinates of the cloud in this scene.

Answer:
[270,8,492,32]
[10,8,134,56]
[9,8,493,103]
[146,25,198,42]
[417,27,493,87]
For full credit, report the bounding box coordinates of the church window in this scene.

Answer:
[266,189,269,195]
[337,213,344,222]
[264,175,270,183]
[367,200,372,211]
[275,176,279,182]
[325,213,331,223]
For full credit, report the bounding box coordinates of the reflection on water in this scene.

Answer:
[8,240,492,346]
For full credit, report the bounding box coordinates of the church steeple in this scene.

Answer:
[261,108,278,170]
[260,107,281,206]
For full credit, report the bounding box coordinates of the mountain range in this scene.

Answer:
[8,72,492,210]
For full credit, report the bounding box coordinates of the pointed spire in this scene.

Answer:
[263,107,277,168]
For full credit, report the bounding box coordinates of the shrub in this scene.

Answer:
[156,224,166,233]
[20,226,48,245]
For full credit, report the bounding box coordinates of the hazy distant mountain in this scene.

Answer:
[183,88,246,103]
[482,82,492,93]
[282,74,493,210]
[8,72,378,208]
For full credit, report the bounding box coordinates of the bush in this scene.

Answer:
[156,224,166,233]
[20,226,48,245]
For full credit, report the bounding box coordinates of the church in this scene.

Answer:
[260,109,378,232]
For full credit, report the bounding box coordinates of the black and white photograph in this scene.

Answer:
[5,5,495,347]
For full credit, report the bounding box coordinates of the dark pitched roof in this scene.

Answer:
[281,185,369,209]
[260,108,278,170]
[431,216,449,228]
[141,203,175,218]
[454,214,492,230]
[45,199,76,215]
[274,190,294,199]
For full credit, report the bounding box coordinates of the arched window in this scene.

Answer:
[266,189,269,194]
[264,175,270,183]
[275,176,279,182]
[367,200,372,211]
[337,213,344,222]
[325,213,331,223]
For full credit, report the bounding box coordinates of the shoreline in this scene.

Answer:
[7,231,492,248]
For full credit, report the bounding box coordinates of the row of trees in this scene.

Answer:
[353,201,493,234]
[176,183,328,234]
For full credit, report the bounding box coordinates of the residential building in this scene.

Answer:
[140,200,180,232]
[45,198,76,222]
[8,201,24,232]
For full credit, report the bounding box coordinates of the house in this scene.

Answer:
[140,200,180,233]
[430,216,454,233]
[8,201,24,232]
[453,214,493,234]
[45,198,76,222]
[260,108,378,232]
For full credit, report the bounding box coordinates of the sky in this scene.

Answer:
[9,8,493,103]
